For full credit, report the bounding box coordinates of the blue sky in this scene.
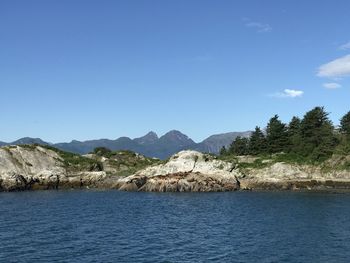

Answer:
[1,0,350,143]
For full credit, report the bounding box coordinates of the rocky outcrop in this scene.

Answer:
[239,160,350,191]
[0,145,107,191]
[2,145,350,192]
[115,151,350,192]
[83,150,158,176]
[114,151,240,192]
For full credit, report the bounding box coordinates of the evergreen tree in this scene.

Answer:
[287,116,302,153]
[266,115,288,153]
[229,136,249,155]
[220,146,228,156]
[340,111,350,137]
[338,111,350,153]
[248,126,267,155]
[300,107,336,161]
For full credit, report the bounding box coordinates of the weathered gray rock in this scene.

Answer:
[114,150,240,192]
[0,146,106,191]
[2,145,350,192]
[239,160,350,191]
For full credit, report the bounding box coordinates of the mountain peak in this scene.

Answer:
[144,131,158,139]
[160,130,194,144]
[134,131,159,145]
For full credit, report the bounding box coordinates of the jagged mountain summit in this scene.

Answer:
[2,130,251,159]
[133,131,159,145]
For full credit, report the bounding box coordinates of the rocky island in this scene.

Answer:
[1,144,350,192]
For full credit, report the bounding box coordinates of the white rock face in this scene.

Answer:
[242,162,350,181]
[239,160,350,190]
[115,150,240,192]
[134,150,235,177]
[0,146,106,191]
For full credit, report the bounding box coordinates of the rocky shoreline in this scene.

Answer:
[1,145,350,192]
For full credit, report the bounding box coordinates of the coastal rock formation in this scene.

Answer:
[115,151,350,192]
[239,159,350,191]
[0,145,106,191]
[2,145,350,192]
[114,150,240,192]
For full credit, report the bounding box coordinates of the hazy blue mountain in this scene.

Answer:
[55,137,143,155]
[195,131,252,154]
[1,130,251,159]
[11,137,50,146]
[140,130,196,159]
[133,131,159,145]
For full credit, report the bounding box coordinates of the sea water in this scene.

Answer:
[1,190,350,262]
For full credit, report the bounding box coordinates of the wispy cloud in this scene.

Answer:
[244,19,272,33]
[339,41,350,50]
[323,82,341,89]
[271,89,304,98]
[317,54,350,78]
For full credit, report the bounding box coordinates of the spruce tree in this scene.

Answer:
[339,111,350,153]
[220,146,227,156]
[340,111,350,137]
[266,115,288,154]
[229,136,249,155]
[300,107,336,161]
[287,116,302,153]
[248,126,267,155]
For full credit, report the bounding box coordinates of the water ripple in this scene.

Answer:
[1,191,350,262]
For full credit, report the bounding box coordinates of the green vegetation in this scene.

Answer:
[90,147,161,177]
[7,144,160,176]
[221,106,350,165]
[229,136,249,155]
[248,126,267,155]
[38,144,103,172]
[340,111,350,137]
[266,115,288,154]
[92,147,113,157]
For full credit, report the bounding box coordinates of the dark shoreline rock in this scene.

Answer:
[240,179,350,192]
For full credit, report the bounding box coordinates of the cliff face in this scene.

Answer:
[0,145,106,191]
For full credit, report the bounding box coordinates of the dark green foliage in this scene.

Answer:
[92,147,112,157]
[299,107,337,161]
[229,136,249,155]
[39,144,103,172]
[340,111,350,137]
[220,107,350,163]
[266,115,288,154]
[336,111,350,154]
[287,116,302,153]
[248,127,267,155]
[93,149,161,176]
[220,146,228,156]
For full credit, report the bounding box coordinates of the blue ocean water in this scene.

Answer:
[1,191,350,262]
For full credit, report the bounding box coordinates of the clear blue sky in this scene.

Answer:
[1,0,350,143]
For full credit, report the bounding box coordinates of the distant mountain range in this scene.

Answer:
[0,130,251,159]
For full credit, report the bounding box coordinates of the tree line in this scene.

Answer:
[220,107,350,162]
